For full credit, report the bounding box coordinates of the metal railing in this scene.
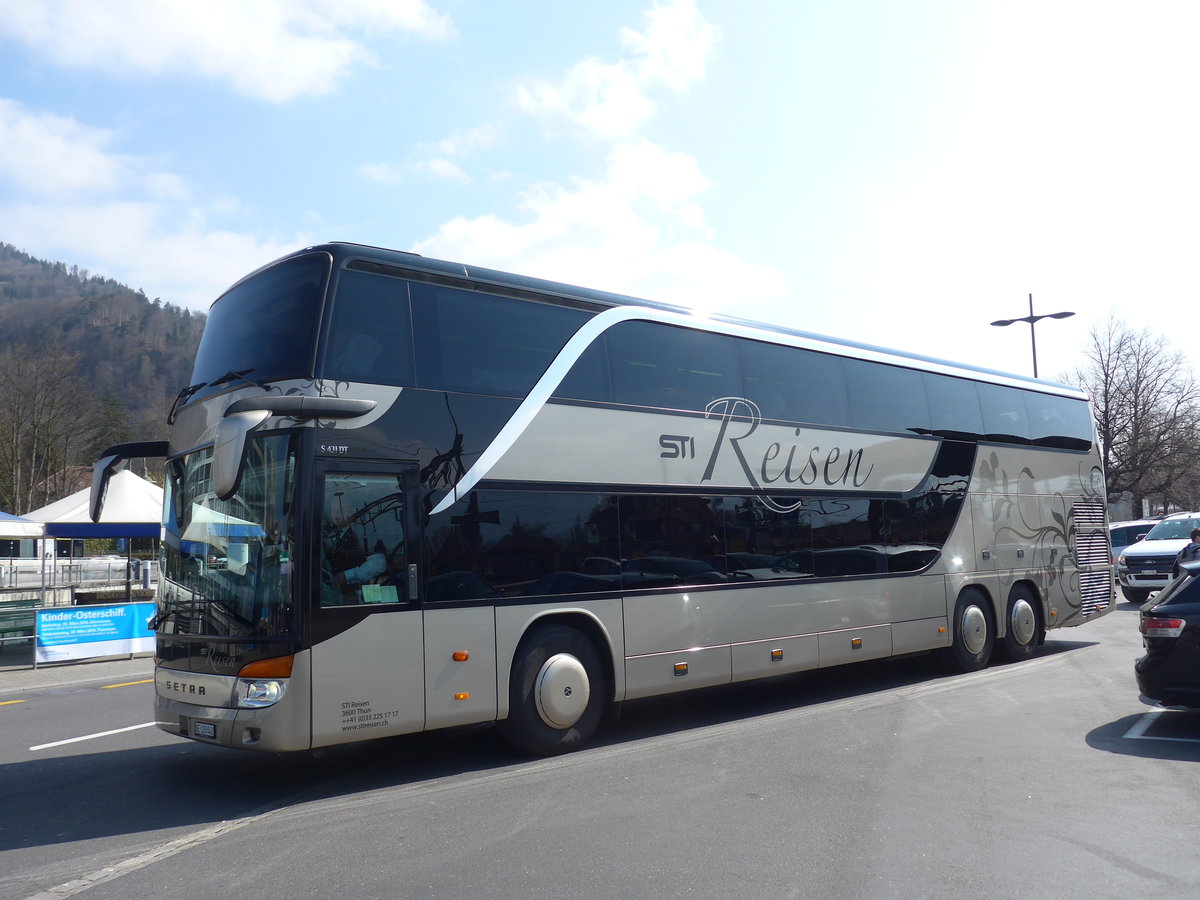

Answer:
[0,557,157,590]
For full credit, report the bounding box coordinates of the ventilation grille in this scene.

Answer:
[1079,570,1113,615]
[1072,500,1110,567]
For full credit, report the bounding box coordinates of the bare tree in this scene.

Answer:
[0,343,105,513]
[1065,315,1200,514]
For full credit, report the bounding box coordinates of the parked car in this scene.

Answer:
[1108,518,1159,565]
[1135,562,1200,708]
[1117,512,1200,604]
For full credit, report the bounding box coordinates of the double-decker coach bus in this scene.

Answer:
[92,242,1113,755]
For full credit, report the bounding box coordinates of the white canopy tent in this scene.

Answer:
[21,470,164,601]
[0,511,44,539]
[25,470,163,538]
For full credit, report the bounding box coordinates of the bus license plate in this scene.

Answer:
[193,721,216,739]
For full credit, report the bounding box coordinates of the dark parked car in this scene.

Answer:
[1135,562,1200,708]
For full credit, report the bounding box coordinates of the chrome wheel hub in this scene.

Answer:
[534,653,590,729]
[962,605,987,655]
[1010,598,1036,646]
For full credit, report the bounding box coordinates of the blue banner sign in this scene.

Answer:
[36,602,156,664]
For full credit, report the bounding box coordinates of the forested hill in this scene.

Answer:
[0,241,206,442]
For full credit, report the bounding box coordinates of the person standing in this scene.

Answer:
[1172,528,1200,578]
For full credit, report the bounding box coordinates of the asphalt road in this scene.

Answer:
[1,599,1197,900]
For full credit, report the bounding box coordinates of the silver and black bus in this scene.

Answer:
[93,242,1113,755]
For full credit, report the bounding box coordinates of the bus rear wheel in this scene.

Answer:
[999,584,1040,662]
[945,588,993,672]
[499,624,607,756]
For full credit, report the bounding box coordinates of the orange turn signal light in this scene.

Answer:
[452,651,470,662]
[238,654,295,679]
[454,692,470,701]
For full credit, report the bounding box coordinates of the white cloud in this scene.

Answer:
[2,198,308,309]
[619,0,717,90]
[413,139,784,312]
[420,159,470,181]
[0,99,129,195]
[517,0,717,139]
[0,0,454,102]
[416,3,776,317]
[434,124,500,158]
[358,162,405,186]
[363,124,502,186]
[0,98,305,308]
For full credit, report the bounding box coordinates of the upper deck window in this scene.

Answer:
[191,254,328,394]
[323,270,415,385]
[410,282,589,397]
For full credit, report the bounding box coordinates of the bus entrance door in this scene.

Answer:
[309,465,426,747]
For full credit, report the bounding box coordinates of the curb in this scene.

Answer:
[0,651,154,694]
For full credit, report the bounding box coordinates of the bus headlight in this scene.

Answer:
[234,654,294,708]
[236,678,288,708]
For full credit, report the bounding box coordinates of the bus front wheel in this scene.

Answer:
[946,589,993,672]
[499,624,607,756]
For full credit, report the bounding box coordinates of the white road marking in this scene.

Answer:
[1124,709,1200,743]
[1124,710,1163,739]
[27,813,272,900]
[29,722,157,752]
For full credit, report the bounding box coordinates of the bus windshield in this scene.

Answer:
[159,434,297,639]
[189,253,329,400]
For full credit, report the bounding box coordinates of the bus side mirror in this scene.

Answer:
[213,409,271,501]
[212,395,377,500]
[91,440,169,522]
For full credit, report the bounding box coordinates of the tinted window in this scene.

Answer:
[554,335,611,402]
[1111,525,1149,546]
[843,359,931,435]
[978,383,1031,442]
[739,341,849,427]
[618,495,728,587]
[607,322,742,411]
[923,374,984,437]
[425,492,619,600]
[721,500,815,577]
[323,270,415,385]
[411,283,589,397]
[192,253,328,393]
[1024,391,1093,449]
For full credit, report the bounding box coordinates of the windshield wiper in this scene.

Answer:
[167,380,208,424]
[209,368,270,391]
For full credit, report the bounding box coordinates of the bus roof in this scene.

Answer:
[227,241,1088,400]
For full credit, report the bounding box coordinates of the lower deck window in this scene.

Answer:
[425,483,962,601]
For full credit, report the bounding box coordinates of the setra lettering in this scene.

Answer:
[165,680,206,696]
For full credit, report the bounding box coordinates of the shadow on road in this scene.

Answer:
[1,639,1097,854]
[1087,709,1200,762]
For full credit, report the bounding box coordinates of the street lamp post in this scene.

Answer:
[989,294,1075,378]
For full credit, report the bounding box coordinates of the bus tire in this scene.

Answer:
[945,588,993,672]
[499,624,607,756]
[999,584,1040,662]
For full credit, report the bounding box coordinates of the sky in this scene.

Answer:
[1,0,1197,386]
